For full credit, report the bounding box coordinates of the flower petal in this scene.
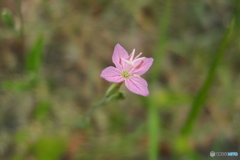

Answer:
[132,58,154,76]
[112,44,129,69]
[125,77,149,96]
[100,66,124,83]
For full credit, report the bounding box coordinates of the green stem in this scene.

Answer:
[148,98,160,160]
[81,82,123,123]
[83,96,107,119]
[75,83,123,129]
[17,0,24,39]
[147,1,172,160]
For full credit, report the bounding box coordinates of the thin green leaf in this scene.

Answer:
[1,8,15,29]
[25,35,44,74]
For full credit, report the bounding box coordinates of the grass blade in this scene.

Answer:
[181,19,235,137]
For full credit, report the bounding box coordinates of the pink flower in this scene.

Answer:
[101,44,154,96]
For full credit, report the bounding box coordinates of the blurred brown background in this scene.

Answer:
[0,0,239,160]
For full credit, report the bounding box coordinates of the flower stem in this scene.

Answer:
[76,82,124,128]
[83,96,107,119]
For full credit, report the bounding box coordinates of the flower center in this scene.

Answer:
[121,70,131,79]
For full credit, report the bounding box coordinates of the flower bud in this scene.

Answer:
[106,92,125,102]
[105,83,122,97]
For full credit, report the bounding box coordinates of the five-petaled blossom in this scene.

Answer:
[101,44,154,96]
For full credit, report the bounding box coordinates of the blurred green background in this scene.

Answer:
[0,0,239,160]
